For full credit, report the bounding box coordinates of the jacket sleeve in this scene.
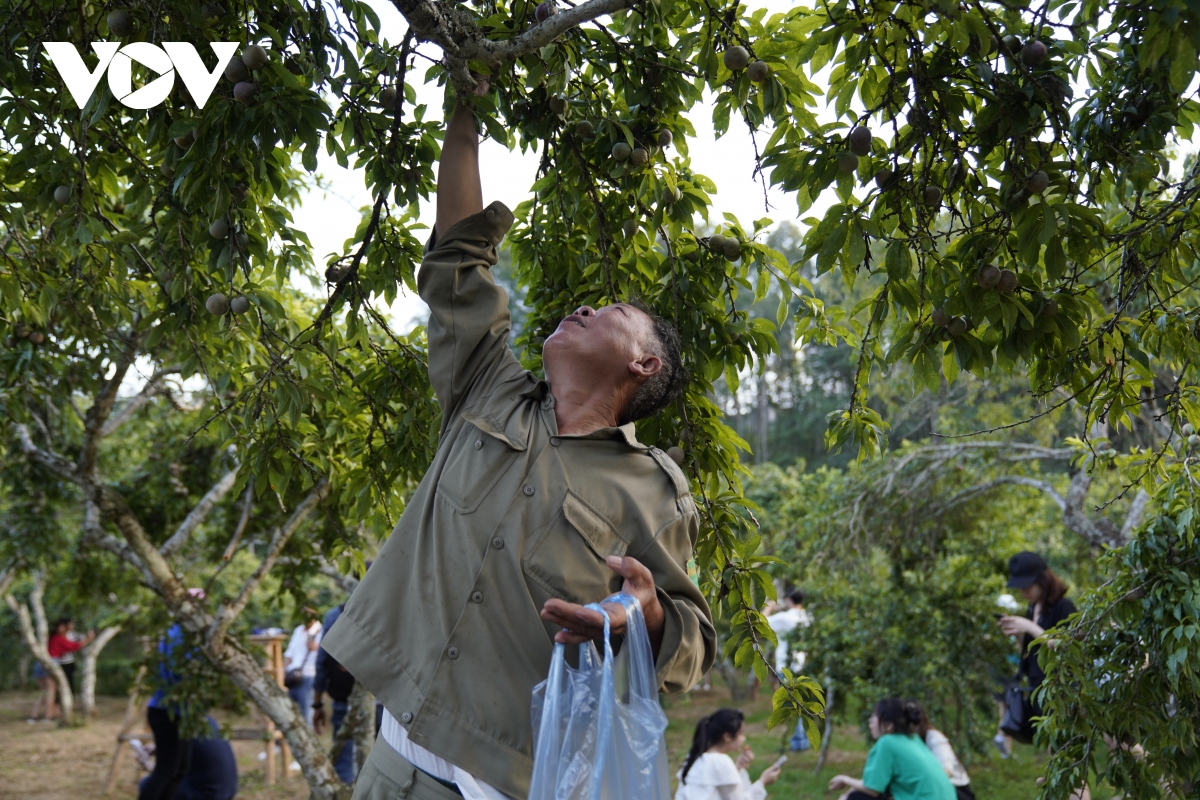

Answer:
[634,501,716,694]
[417,201,524,430]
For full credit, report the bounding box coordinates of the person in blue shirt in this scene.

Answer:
[139,716,238,800]
[140,623,192,800]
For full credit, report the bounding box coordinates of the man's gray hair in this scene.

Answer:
[620,299,685,424]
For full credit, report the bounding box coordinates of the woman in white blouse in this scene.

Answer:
[675,708,783,800]
[914,703,974,800]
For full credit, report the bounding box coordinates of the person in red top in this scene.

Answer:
[47,617,94,703]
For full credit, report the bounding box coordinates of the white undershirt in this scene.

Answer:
[379,709,514,800]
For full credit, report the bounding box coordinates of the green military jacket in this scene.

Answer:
[321,201,715,799]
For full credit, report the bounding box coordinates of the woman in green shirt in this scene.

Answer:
[828,699,956,800]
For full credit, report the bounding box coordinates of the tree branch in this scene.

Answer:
[160,465,240,558]
[222,478,255,562]
[5,587,74,724]
[209,479,331,647]
[98,367,181,439]
[79,328,145,480]
[13,423,81,485]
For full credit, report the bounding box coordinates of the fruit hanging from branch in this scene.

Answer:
[242,45,269,70]
[1025,170,1050,194]
[723,46,750,71]
[234,82,258,106]
[848,126,872,156]
[53,185,70,204]
[1021,40,1048,67]
[747,60,770,83]
[205,293,229,315]
[209,219,229,239]
[611,142,631,161]
[107,9,133,36]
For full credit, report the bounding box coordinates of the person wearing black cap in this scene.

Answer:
[997,552,1077,717]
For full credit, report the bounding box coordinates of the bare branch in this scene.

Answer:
[13,423,81,484]
[210,479,331,646]
[79,328,145,480]
[1120,488,1151,542]
[30,571,48,646]
[937,474,1068,516]
[222,478,255,561]
[160,465,240,558]
[99,367,181,438]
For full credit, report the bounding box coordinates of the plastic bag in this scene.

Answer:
[529,592,671,800]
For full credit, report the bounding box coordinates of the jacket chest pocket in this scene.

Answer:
[436,416,523,514]
[523,491,629,604]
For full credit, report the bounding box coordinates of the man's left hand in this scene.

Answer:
[540,556,665,655]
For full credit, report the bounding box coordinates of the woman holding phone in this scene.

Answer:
[675,708,784,800]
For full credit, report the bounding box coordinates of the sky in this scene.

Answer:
[289,0,800,329]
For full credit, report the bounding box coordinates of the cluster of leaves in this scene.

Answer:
[1037,461,1200,799]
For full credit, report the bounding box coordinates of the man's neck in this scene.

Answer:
[551,382,624,435]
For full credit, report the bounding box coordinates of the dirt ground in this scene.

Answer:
[0,691,309,800]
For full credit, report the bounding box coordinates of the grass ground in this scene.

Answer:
[0,687,1106,799]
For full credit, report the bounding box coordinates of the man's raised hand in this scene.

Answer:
[540,555,666,656]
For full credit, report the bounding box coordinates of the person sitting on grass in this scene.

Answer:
[675,708,783,800]
[827,698,956,800]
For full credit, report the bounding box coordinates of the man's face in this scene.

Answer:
[542,303,655,390]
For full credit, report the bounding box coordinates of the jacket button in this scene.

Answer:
[485,208,496,221]
[523,485,535,496]
[474,439,482,450]
[549,437,560,447]
[492,537,505,549]
[447,647,460,659]
[471,591,484,604]
[401,712,413,723]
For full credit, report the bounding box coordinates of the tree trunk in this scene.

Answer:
[812,680,834,775]
[79,625,122,717]
[350,682,376,775]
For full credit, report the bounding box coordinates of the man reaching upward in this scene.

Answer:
[321,82,715,800]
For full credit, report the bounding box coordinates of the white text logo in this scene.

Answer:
[43,42,240,109]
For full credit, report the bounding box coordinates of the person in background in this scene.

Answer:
[28,658,57,722]
[313,600,359,783]
[674,708,783,800]
[283,612,322,726]
[47,617,95,697]
[827,698,955,800]
[912,702,974,800]
[138,716,238,800]
[763,590,813,752]
[140,620,192,800]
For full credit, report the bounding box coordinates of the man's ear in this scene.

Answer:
[628,354,662,379]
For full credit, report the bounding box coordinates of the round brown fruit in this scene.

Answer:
[224,58,249,83]
[174,130,194,148]
[612,142,631,161]
[1190,434,1200,447]
[947,316,968,336]
[923,185,943,206]
[107,9,134,36]
[1002,34,1021,53]
[549,95,567,115]
[931,307,950,327]
[630,147,649,166]
[209,219,229,239]
[623,219,637,238]
[535,1,550,22]
[874,168,895,190]
[575,120,594,138]
[113,202,125,214]
[28,331,45,345]
[1042,298,1059,317]
[976,264,1001,288]
[230,296,251,315]
[666,446,685,465]
[233,81,258,106]
[722,238,742,261]
[53,185,71,204]
[723,46,750,71]
[837,152,859,173]
[709,234,727,252]
[1021,40,1048,67]
[657,128,673,147]
[206,293,229,315]
[380,86,398,108]
[747,60,770,83]
[242,45,269,70]
[1025,170,1050,194]
[231,183,248,203]
[236,232,250,250]
[665,186,682,204]
[848,126,872,156]
[996,269,1018,293]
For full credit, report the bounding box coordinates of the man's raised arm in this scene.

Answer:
[435,96,485,238]
[418,84,521,426]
